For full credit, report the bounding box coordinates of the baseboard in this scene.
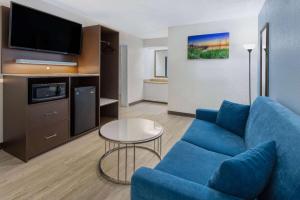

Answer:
[168,110,195,118]
[143,100,168,104]
[129,100,144,106]
[129,99,168,106]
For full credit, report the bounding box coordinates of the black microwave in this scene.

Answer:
[29,83,67,104]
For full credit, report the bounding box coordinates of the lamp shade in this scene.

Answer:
[243,44,256,50]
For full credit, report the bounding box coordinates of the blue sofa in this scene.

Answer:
[131,97,300,200]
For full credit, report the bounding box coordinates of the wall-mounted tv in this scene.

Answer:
[9,2,82,55]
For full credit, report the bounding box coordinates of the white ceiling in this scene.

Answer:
[43,0,265,39]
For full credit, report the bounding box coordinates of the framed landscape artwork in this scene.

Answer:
[188,32,230,59]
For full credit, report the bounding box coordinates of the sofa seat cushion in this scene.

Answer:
[155,140,231,185]
[182,119,246,156]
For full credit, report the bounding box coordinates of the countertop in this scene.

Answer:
[2,73,100,78]
[144,78,168,84]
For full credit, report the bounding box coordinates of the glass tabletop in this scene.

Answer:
[99,118,163,143]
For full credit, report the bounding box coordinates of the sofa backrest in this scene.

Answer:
[245,97,300,200]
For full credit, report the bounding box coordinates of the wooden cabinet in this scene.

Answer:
[27,119,69,158]
[1,13,118,161]
[28,99,68,129]
[27,99,69,158]
[3,76,70,161]
[78,25,120,126]
[3,75,100,162]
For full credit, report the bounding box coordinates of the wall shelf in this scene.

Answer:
[100,98,118,107]
[16,59,77,66]
[99,27,119,126]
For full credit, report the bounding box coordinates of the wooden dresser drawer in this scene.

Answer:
[28,99,68,129]
[27,120,69,158]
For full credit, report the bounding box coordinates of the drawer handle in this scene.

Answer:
[44,111,58,117]
[45,134,57,140]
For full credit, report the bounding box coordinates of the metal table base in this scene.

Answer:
[99,136,162,185]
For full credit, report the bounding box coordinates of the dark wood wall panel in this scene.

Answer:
[1,6,78,74]
[3,76,27,161]
[100,28,119,100]
[78,25,101,74]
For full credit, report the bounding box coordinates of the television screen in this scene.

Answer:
[9,2,82,55]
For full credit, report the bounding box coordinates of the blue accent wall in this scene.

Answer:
[259,0,300,114]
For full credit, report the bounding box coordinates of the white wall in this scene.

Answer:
[143,47,168,79]
[143,48,155,79]
[120,32,145,104]
[155,50,168,76]
[143,38,168,79]
[119,35,169,104]
[143,38,168,48]
[168,17,258,114]
[143,47,169,103]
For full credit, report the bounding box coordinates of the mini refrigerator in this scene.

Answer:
[74,86,96,135]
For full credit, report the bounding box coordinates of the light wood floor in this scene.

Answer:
[0,102,193,200]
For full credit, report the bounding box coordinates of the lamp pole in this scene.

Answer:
[248,49,252,104]
[243,44,255,105]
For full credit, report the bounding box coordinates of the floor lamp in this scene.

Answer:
[243,44,256,104]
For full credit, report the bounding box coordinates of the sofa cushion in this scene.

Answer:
[216,100,250,137]
[245,97,300,200]
[132,167,244,200]
[182,119,246,156]
[208,141,276,199]
[155,140,231,185]
[196,109,218,123]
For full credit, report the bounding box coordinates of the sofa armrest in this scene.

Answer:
[196,109,218,123]
[131,167,243,200]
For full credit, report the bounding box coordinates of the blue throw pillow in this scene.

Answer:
[216,100,250,137]
[208,141,276,199]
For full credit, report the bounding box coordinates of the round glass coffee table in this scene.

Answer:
[98,118,163,185]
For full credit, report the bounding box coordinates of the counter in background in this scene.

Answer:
[143,78,168,103]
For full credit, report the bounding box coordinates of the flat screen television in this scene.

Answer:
[9,2,82,55]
